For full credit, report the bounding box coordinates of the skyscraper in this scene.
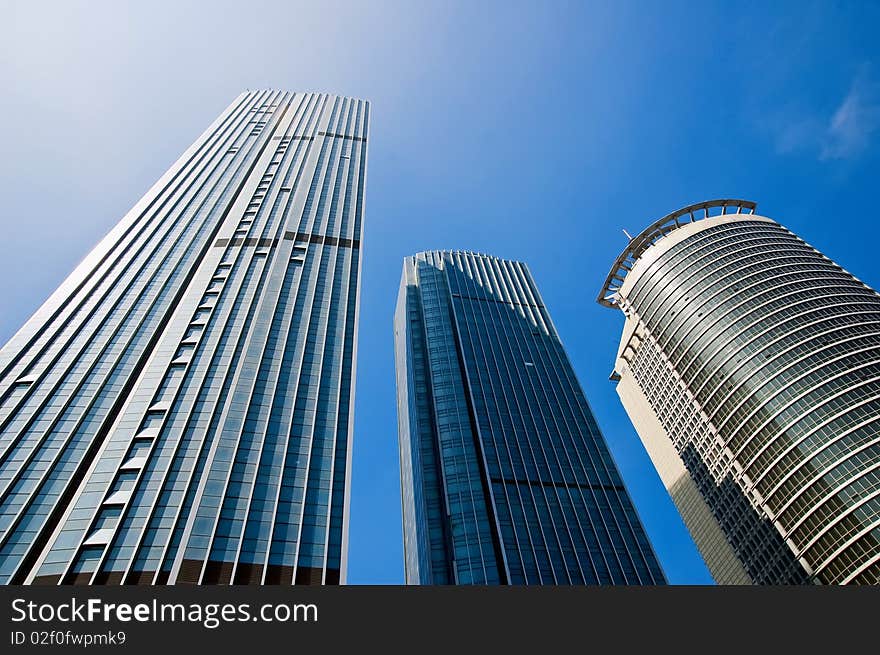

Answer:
[395,250,665,585]
[599,199,880,585]
[0,90,368,585]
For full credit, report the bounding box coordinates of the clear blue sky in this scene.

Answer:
[1,1,879,584]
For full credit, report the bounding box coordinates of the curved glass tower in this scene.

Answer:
[599,199,880,585]
[396,250,665,585]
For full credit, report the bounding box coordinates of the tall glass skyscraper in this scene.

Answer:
[0,90,368,585]
[599,199,880,585]
[394,250,665,585]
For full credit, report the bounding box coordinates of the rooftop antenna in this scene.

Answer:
[622,228,633,241]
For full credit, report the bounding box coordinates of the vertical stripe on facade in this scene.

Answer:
[0,90,368,585]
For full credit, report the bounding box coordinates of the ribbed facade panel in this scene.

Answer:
[395,251,665,585]
[0,90,368,585]
[602,200,880,584]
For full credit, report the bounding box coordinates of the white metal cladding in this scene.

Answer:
[0,90,369,585]
[601,201,880,584]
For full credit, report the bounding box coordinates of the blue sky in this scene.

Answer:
[1,1,879,584]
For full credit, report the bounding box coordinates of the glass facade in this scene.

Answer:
[0,90,368,585]
[395,251,665,585]
[600,199,880,585]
